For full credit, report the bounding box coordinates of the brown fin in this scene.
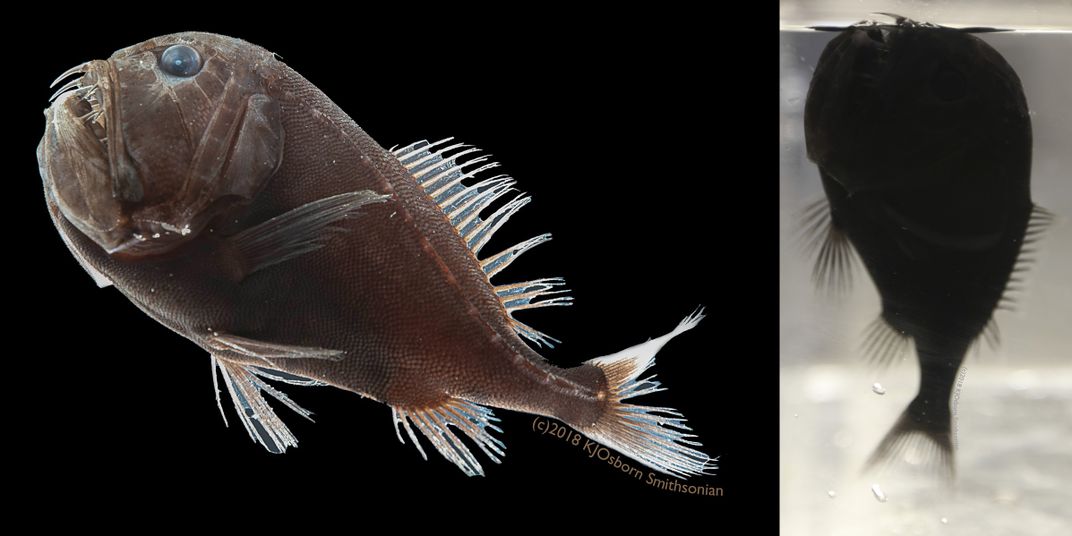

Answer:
[391,398,506,477]
[579,309,716,478]
[207,333,345,365]
[226,190,389,278]
[211,356,315,454]
[798,198,857,295]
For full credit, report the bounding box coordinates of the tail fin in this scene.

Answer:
[578,308,716,479]
[865,397,954,478]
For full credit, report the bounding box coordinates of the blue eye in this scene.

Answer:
[160,45,202,77]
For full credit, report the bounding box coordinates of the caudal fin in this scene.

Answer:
[865,399,954,478]
[579,308,716,479]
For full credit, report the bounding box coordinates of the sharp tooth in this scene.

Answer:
[49,78,84,102]
[49,62,90,88]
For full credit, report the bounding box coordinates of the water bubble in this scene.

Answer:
[827,490,837,498]
[872,382,886,395]
[871,483,888,502]
[940,517,948,524]
[793,413,799,418]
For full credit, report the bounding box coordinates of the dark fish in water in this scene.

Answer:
[802,16,1051,476]
[38,32,715,478]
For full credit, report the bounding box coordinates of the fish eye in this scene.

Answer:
[160,45,202,77]
[930,63,966,102]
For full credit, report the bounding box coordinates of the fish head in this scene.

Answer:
[39,32,285,258]
[804,20,1030,194]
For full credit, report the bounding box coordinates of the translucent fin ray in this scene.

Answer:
[797,198,857,295]
[496,278,574,312]
[390,399,506,477]
[861,317,912,368]
[211,356,315,454]
[580,309,717,479]
[228,190,389,276]
[208,333,345,363]
[394,138,569,350]
[251,367,327,386]
[481,233,552,278]
[1000,205,1054,310]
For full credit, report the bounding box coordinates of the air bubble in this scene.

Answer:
[872,382,886,395]
[871,483,887,502]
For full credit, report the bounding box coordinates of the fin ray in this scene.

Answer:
[797,198,857,295]
[212,356,315,454]
[396,138,567,351]
[481,233,552,278]
[391,399,505,477]
[228,190,389,277]
[865,408,954,479]
[1000,205,1054,310]
[861,317,911,368]
[208,333,345,365]
[579,308,717,478]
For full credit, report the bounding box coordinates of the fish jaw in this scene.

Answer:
[40,60,130,254]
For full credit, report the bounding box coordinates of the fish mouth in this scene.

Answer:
[40,60,140,254]
[48,64,107,141]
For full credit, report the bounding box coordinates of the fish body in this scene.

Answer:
[803,17,1048,474]
[39,32,713,477]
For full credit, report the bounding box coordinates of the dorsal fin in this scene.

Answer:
[999,205,1054,312]
[392,139,572,348]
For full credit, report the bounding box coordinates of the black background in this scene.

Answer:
[13,5,777,526]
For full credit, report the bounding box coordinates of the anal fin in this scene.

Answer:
[861,316,911,368]
[391,398,506,477]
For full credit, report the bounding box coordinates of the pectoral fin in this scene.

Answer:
[211,355,316,454]
[226,190,389,278]
[799,197,857,294]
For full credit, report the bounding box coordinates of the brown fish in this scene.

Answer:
[38,31,714,478]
